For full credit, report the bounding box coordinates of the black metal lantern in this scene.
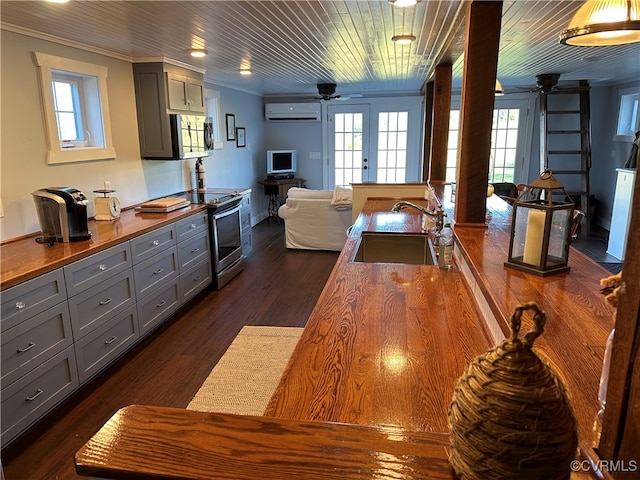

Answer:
[505,169,575,277]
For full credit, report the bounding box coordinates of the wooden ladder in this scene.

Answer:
[540,79,591,236]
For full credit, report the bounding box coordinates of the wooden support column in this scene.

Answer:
[429,63,452,184]
[422,81,434,182]
[454,1,503,225]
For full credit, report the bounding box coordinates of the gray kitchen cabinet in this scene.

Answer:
[1,302,73,387]
[136,279,181,338]
[64,242,132,297]
[180,259,212,303]
[167,72,205,113]
[74,306,138,383]
[133,246,179,300]
[1,268,67,331]
[1,346,79,445]
[1,210,210,446]
[67,269,137,340]
[240,193,252,256]
[130,224,177,264]
[133,62,205,158]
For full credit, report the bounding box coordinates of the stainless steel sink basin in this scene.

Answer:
[352,232,437,265]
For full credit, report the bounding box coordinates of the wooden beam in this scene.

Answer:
[454,1,503,225]
[599,168,640,468]
[423,81,434,182]
[429,64,452,183]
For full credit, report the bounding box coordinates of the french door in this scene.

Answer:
[327,98,423,188]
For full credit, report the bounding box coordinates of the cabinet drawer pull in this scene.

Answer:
[99,297,113,306]
[104,336,118,345]
[152,240,160,246]
[190,223,196,229]
[25,389,43,403]
[153,268,164,275]
[190,247,200,253]
[193,275,201,282]
[156,300,167,308]
[17,342,36,354]
[15,301,26,310]
[99,264,107,271]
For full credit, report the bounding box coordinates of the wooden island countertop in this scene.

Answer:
[75,193,612,479]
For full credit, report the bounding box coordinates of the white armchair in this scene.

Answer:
[277,187,353,251]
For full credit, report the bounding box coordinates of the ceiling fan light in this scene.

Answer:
[188,49,208,57]
[392,34,416,45]
[495,79,505,96]
[560,0,640,45]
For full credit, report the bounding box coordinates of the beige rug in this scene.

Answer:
[186,326,303,415]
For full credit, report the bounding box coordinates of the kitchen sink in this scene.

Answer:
[352,232,437,265]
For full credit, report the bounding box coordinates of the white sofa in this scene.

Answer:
[277,187,353,251]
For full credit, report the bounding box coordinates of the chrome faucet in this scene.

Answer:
[391,201,445,232]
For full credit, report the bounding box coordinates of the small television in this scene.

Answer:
[267,150,297,178]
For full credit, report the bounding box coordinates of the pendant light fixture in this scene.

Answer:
[495,79,505,96]
[560,0,640,46]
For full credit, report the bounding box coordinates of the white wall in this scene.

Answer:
[0,30,265,241]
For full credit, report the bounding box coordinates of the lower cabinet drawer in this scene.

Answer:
[1,302,73,386]
[74,306,138,384]
[180,259,212,302]
[177,230,210,270]
[133,246,179,300]
[137,278,181,337]
[1,346,79,446]
[68,269,136,340]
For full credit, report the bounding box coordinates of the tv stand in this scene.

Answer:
[258,177,306,222]
[267,173,295,180]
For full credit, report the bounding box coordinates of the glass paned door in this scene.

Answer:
[329,105,370,187]
[328,99,422,188]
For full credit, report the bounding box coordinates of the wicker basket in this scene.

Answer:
[448,302,577,480]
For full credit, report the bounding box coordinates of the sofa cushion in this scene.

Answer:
[286,187,333,200]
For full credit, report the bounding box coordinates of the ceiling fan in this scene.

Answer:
[316,83,363,101]
[507,73,579,95]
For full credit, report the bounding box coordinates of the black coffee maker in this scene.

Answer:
[32,187,92,243]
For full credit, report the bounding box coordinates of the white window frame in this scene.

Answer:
[34,52,116,164]
[614,87,640,142]
[205,88,224,150]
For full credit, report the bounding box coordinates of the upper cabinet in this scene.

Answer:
[132,62,206,158]
[166,72,205,113]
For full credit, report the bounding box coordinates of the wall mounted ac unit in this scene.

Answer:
[265,103,321,121]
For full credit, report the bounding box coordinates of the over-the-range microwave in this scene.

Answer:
[143,114,214,160]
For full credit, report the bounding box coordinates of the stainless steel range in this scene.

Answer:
[186,190,244,289]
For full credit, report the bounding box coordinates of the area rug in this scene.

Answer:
[599,262,623,275]
[186,326,303,415]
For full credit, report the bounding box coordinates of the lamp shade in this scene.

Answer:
[505,170,575,277]
[560,0,640,45]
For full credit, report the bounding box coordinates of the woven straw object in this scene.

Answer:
[448,302,578,480]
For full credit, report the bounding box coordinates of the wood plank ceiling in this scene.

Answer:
[1,1,638,98]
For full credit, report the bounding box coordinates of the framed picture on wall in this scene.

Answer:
[236,127,246,148]
[225,114,236,141]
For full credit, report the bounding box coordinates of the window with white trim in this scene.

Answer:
[34,52,115,164]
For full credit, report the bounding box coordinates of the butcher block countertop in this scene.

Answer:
[75,193,612,479]
[0,204,208,290]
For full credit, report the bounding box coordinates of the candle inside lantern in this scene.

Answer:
[523,209,545,265]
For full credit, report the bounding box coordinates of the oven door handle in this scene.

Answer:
[213,203,241,220]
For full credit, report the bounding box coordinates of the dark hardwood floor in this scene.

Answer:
[1,220,340,480]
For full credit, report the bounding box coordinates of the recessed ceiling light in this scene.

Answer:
[239,68,252,76]
[46,0,70,3]
[390,0,419,7]
[188,49,208,58]
[392,35,416,45]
